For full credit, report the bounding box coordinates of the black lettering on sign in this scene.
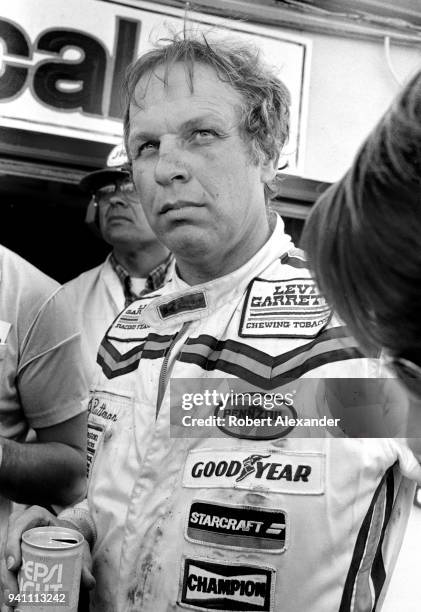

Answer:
[0,18,143,119]
[33,30,106,114]
[0,20,30,100]
[108,18,140,118]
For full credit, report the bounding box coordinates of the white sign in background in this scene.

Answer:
[0,0,311,173]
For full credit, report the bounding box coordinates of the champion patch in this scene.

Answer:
[179,558,275,612]
[239,277,331,338]
[158,291,207,320]
[183,449,325,495]
[186,501,287,553]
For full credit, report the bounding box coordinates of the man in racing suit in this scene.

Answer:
[4,34,421,612]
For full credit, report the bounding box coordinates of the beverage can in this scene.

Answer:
[16,526,84,611]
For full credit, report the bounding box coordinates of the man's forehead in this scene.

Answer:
[130,62,240,110]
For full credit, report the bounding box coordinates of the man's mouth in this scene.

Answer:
[160,201,202,215]
[107,215,131,222]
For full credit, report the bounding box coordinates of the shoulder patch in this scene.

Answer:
[239,277,331,338]
[107,295,158,342]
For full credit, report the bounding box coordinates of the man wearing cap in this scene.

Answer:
[64,143,172,381]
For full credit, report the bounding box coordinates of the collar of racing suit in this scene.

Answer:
[140,214,294,329]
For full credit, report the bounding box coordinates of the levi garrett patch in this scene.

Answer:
[239,278,331,338]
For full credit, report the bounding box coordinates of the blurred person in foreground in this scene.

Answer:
[64,143,172,381]
[0,246,87,603]
[3,35,421,612]
[302,69,421,612]
[302,70,421,405]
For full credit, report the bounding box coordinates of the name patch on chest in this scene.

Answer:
[239,278,331,338]
[158,291,207,320]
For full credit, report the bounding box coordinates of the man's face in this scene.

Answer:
[127,63,274,274]
[96,178,159,248]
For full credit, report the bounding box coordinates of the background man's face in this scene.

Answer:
[127,62,273,268]
[97,182,159,248]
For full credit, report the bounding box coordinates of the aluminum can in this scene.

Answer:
[17,526,84,612]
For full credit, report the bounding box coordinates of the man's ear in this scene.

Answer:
[260,152,279,184]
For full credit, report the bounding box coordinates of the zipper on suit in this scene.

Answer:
[156,321,190,418]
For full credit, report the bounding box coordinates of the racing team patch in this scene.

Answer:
[186,501,287,553]
[183,449,325,495]
[179,557,275,612]
[239,278,331,338]
[107,297,155,342]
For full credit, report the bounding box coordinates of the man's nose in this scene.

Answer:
[108,193,129,207]
[154,139,191,186]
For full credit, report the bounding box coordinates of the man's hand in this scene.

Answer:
[1,506,95,609]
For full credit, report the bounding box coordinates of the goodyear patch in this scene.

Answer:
[179,557,275,612]
[186,501,287,553]
[183,449,325,495]
[239,278,331,338]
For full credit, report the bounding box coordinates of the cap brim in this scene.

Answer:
[79,168,131,193]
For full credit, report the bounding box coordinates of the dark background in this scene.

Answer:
[0,173,110,283]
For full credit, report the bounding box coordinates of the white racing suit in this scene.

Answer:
[61,217,421,612]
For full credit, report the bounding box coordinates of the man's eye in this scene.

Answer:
[138,141,159,156]
[191,129,217,142]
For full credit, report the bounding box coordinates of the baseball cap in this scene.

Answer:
[79,143,131,193]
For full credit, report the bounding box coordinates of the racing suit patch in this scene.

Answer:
[107,298,154,342]
[239,278,331,338]
[87,422,105,478]
[179,557,275,612]
[158,291,207,319]
[186,501,287,553]
[87,394,120,477]
[183,449,325,495]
